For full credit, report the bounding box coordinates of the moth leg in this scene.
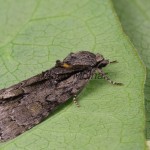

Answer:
[73,95,80,107]
[97,69,123,85]
[109,60,118,64]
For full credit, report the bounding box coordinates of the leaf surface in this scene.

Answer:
[0,0,145,149]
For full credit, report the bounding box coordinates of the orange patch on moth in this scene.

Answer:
[62,63,72,69]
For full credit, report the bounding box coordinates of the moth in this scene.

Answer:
[0,51,122,142]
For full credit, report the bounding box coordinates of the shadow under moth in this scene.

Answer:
[0,51,122,142]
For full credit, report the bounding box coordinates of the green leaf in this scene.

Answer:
[112,0,150,141]
[0,0,145,149]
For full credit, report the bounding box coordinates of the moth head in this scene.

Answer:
[62,51,98,68]
[56,51,109,70]
[96,53,109,68]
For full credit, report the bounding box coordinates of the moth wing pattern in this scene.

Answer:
[0,67,95,142]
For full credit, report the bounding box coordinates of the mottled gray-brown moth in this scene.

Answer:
[0,51,122,142]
